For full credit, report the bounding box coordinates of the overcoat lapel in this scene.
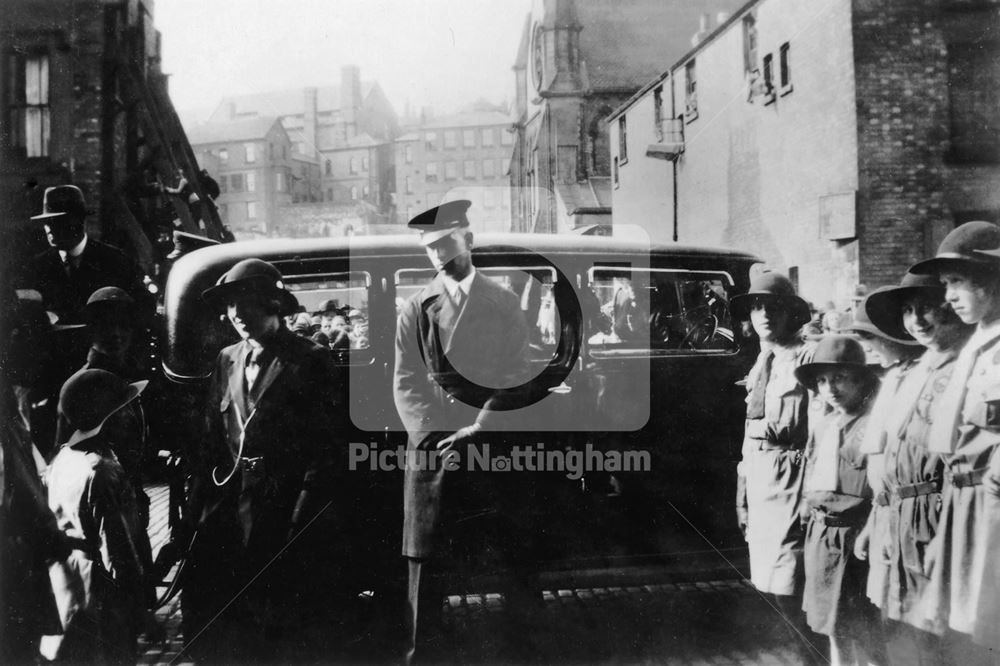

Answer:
[228,341,249,415]
[249,353,286,409]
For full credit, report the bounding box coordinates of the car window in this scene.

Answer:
[284,271,372,363]
[587,266,736,356]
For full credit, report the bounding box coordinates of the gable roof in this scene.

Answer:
[186,116,283,146]
[209,83,378,122]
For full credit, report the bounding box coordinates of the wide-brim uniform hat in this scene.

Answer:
[59,368,148,447]
[840,287,921,346]
[864,273,947,342]
[794,334,872,390]
[201,258,299,315]
[407,199,472,246]
[84,286,137,326]
[909,221,1000,275]
[730,271,812,330]
[14,289,85,333]
[30,185,93,221]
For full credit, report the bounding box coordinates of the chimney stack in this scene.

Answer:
[691,13,712,46]
[303,87,318,158]
[341,65,361,138]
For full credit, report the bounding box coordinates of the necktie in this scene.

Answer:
[452,288,466,311]
[746,349,774,420]
[927,342,982,454]
[245,347,263,393]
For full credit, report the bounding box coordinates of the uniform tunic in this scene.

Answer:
[802,405,873,635]
[924,323,1000,637]
[740,342,812,596]
[864,350,955,633]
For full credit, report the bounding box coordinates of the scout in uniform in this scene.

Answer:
[731,272,823,662]
[909,221,1000,663]
[797,335,883,666]
[858,273,972,663]
[394,200,534,664]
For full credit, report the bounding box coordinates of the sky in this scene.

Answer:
[157,0,534,121]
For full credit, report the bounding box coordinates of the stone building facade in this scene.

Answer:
[608,0,1000,307]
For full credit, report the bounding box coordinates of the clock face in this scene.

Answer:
[531,23,544,92]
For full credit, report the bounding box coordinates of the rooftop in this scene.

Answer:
[186,116,283,145]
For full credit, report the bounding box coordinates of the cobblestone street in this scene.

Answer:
[139,486,806,665]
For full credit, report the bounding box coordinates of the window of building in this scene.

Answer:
[269,143,274,159]
[426,162,438,182]
[949,43,1000,163]
[363,184,370,198]
[362,156,369,171]
[463,129,476,147]
[219,177,228,194]
[325,159,332,176]
[481,128,494,146]
[326,188,333,201]
[231,173,244,192]
[8,53,50,157]
[425,131,437,150]
[618,116,628,164]
[742,14,758,73]
[282,145,287,160]
[219,203,228,221]
[613,156,619,188]
[350,157,359,174]
[351,186,359,200]
[779,43,792,94]
[246,172,256,192]
[247,201,257,219]
[445,161,457,180]
[444,130,457,149]
[653,86,664,142]
[276,172,285,192]
[501,129,513,146]
[405,145,413,163]
[405,176,413,193]
[245,143,256,163]
[502,157,511,174]
[762,53,775,103]
[464,160,476,179]
[219,148,229,164]
[684,60,698,120]
[482,159,495,178]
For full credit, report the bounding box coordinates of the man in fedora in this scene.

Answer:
[908,221,1000,661]
[394,200,534,664]
[185,258,341,659]
[25,185,153,324]
[45,368,160,663]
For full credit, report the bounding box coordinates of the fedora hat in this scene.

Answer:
[864,273,946,342]
[730,272,811,330]
[30,185,92,221]
[839,287,921,346]
[794,334,872,391]
[59,369,148,447]
[909,221,1000,275]
[201,258,299,315]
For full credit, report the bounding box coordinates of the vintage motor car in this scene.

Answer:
[162,233,760,589]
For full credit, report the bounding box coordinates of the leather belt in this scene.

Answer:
[876,480,942,506]
[809,508,864,528]
[748,437,802,453]
[240,456,265,472]
[947,466,988,488]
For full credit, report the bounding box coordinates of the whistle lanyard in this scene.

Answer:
[212,401,257,487]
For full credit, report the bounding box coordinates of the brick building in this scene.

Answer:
[508,0,745,234]
[608,0,1000,307]
[199,66,399,235]
[1,0,223,274]
[188,116,294,237]
[394,109,515,232]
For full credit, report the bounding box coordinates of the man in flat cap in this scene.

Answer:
[394,200,535,664]
[25,185,153,325]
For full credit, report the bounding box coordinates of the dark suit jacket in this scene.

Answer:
[202,328,340,550]
[27,238,152,324]
[394,271,530,558]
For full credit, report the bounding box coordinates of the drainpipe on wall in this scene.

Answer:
[670,69,679,242]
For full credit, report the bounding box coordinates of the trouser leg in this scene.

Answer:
[404,557,446,666]
[774,593,828,665]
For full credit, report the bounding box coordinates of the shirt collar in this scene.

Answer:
[58,234,87,262]
[969,317,1000,352]
[440,266,476,300]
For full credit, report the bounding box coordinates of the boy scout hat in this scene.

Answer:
[730,272,811,329]
[909,221,1000,275]
[841,287,920,346]
[794,334,871,391]
[201,258,299,315]
[865,273,946,342]
[84,287,136,323]
[407,199,472,245]
[59,368,148,447]
[30,185,92,221]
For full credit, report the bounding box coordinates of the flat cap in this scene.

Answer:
[407,200,471,245]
